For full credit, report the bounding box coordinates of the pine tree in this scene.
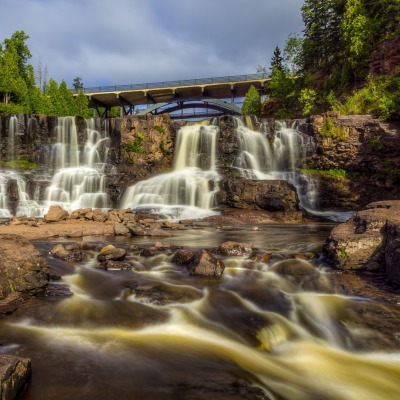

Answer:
[75,90,90,117]
[0,43,21,104]
[59,79,77,115]
[242,85,262,116]
[270,47,284,71]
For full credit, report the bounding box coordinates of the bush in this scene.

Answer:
[320,117,347,140]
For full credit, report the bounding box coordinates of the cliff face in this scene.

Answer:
[304,114,400,209]
[369,36,400,77]
[0,112,399,213]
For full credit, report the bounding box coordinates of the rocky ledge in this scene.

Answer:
[323,200,400,285]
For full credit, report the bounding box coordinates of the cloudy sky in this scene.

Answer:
[0,0,304,89]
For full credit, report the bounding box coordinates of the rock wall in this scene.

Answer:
[369,36,400,77]
[303,114,400,209]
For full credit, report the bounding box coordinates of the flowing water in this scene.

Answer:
[1,224,400,399]
[121,124,220,220]
[43,117,110,213]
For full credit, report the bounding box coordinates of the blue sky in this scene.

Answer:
[0,0,304,88]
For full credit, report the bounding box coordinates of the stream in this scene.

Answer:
[1,223,400,399]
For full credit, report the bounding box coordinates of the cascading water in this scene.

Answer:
[121,124,220,220]
[233,118,351,221]
[44,117,110,213]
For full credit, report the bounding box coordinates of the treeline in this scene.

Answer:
[243,0,400,120]
[0,31,91,117]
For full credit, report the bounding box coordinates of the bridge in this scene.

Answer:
[77,73,270,119]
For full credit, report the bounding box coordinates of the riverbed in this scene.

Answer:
[1,223,400,400]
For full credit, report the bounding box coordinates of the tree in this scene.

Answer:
[47,78,63,116]
[72,77,84,92]
[342,0,374,77]
[59,79,77,115]
[36,57,49,94]
[3,31,32,80]
[270,47,284,71]
[75,90,90,117]
[283,33,304,76]
[0,43,22,104]
[242,85,262,116]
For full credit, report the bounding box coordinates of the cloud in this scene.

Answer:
[0,0,304,88]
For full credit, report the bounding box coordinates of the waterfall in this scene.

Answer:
[44,117,110,213]
[7,116,20,161]
[233,118,352,221]
[121,124,220,220]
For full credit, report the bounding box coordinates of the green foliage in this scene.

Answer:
[320,117,347,140]
[270,46,284,71]
[283,33,304,75]
[242,85,262,116]
[159,140,165,152]
[72,77,83,92]
[333,75,400,120]
[369,136,384,151]
[0,30,91,117]
[301,168,347,178]
[299,88,317,117]
[341,0,373,78]
[4,159,37,170]
[126,132,145,154]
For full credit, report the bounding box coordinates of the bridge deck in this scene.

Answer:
[79,73,270,109]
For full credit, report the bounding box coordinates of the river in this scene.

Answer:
[1,222,400,399]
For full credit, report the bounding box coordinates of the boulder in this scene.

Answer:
[0,355,31,400]
[0,234,48,300]
[92,209,107,223]
[44,205,69,222]
[219,241,253,256]
[50,243,83,262]
[217,178,299,212]
[97,245,127,262]
[172,249,225,276]
[103,260,132,271]
[323,200,400,284]
[114,223,130,236]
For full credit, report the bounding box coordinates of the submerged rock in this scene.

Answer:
[97,245,127,262]
[219,241,253,256]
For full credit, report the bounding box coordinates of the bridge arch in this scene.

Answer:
[136,97,243,118]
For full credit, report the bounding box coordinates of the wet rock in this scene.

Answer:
[140,247,158,257]
[97,245,127,262]
[219,241,253,256]
[0,354,31,400]
[0,234,48,299]
[103,260,132,271]
[271,259,317,276]
[127,224,171,237]
[44,205,69,222]
[50,243,83,262]
[0,293,24,315]
[172,249,225,276]
[217,178,299,212]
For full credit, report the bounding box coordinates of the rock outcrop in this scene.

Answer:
[0,234,48,300]
[0,355,31,400]
[323,200,400,284]
[369,36,400,77]
[216,178,300,212]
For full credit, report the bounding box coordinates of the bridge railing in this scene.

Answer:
[77,73,270,94]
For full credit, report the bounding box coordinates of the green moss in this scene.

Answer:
[4,159,37,170]
[301,168,347,179]
[153,125,165,133]
[339,246,348,259]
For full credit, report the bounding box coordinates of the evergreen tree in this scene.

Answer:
[270,47,284,71]
[47,78,63,116]
[72,77,84,92]
[283,33,304,75]
[0,43,22,104]
[75,90,90,117]
[59,79,77,115]
[242,85,262,116]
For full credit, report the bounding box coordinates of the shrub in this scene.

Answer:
[320,117,347,140]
